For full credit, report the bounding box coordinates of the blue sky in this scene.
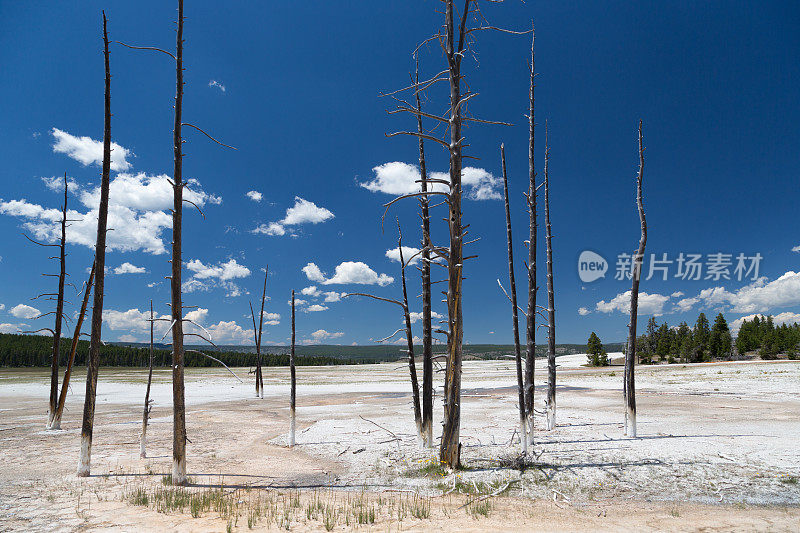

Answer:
[1,1,798,346]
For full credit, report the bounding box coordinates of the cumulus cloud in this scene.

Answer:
[0,303,5,311]
[246,190,262,202]
[0,323,21,333]
[103,308,152,333]
[691,272,800,314]
[304,304,328,312]
[595,291,671,316]
[385,246,421,265]
[51,127,131,171]
[729,311,800,335]
[302,263,326,283]
[208,80,226,93]
[322,291,344,303]
[792,245,800,253]
[183,258,251,297]
[0,173,220,255]
[301,286,322,297]
[113,262,146,275]
[409,310,443,324]
[305,329,344,344]
[252,197,333,237]
[10,304,40,319]
[302,262,393,286]
[359,162,501,200]
[578,307,590,316]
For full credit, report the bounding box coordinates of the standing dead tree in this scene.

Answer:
[140,300,155,458]
[413,58,434,449]
[345,225,423,441]
[78,11,112,477]
[51,261,95,430]
[289,290,297,447]
[381,0,527,467]
[524,25,538,441]
[543,126,557,431]
[116,0,235,484]
[625,120,646,438]
[499,143,527,454]
[249,268,268,398]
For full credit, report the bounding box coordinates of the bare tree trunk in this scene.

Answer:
[46,174,68,428]
[625,120,646,438]
[414,58,434,449]
[500,144,527,454]
[544,130,557,431]
[399,237,423,440]
[524,25,537,442]
[78,11,112,477]
[289,290,296,447]
[52,261,95,430]
[256,268,268,398]
[170,0,188,485]
[140,300,154,458]
[439,0,469,470]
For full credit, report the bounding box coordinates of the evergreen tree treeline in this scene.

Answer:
[0,332,360,368]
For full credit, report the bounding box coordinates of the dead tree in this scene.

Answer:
[625,120,646,438]
[45,174,68,428]
[344,226,423,441]
[256,268,268,398]
[500,144,527,454]
[544,126,557,431]
[51,261,95,430]
[140,300,155,458]
[289,290,297,446]
[413,58,434,449]
[78,11,112,477]
[524,25,538,440]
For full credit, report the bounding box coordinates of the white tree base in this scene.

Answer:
[625,410,637,438]
[546,403,556,431]
[289,415,296,447]
[519,417,528,455]
[77,436,91,477]
[140,429,147,458]
[172,457,187,485]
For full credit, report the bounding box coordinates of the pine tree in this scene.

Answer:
[692,313,710,362]
[586,332,607,366]
[709,313,731,359]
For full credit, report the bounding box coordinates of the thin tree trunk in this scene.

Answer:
[440,0,469,469]
[170,0,188,485]
[399,237,423,440]
[289,290,296,446]
[524,25,537,442]
[256,267,268,398]
[625,120,646,438]
[47,173,68,429]
[544,129,557,431]
[414,58,434,449]
[78,11,112,477]
[52,261,95,430]
[140,300,154,458]
[500,144,527,454]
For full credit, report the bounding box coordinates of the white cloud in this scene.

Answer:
[578,307,590,316]
[253,197,333,237]
[208,80,226,93]
[0,303,5,311]
[792,245,800,253]
[302,263,326,283]
[675,297,699,313]
[103,308,152,332]
[113,262,146,275]
[301,286,322,297]
[689,272,800,314]
[359,162,500,200]
[252,222,286,236]
[118,334,140,343]
[0,173,220,255]
[305,304,329,312]
[186,258,250,281]
[51,127,132,171]
[0,323,20,333]
[595,291,671,316]
[670,291,684,298]
[385,246,421,265]
[306,261,393,287]
[323,291,344,303]
[10,304,40,319]
[730,311,800,335]
[409,310,443,324]
[205,320,255,345]
[305,329,344,344]
[291,298,308,307]
[246,190,262,202]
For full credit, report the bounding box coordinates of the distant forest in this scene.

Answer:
[0,332,611,367]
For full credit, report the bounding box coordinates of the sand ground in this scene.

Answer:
[0,357,798,531]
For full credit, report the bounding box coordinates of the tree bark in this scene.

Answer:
[52,261,95,430]
[78,11,112,477]
[399,238,423,440]
[544,131,556,431]
[414,59,434,449]
[524,25,537,442]
[170,0,188,485]
[140,300,154,458]
[47,173,68,429]
[289,290,296,446]
[625,120,646,438]
[440,0,469,469]
[500,144,527,454]
[256,267,268,398]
